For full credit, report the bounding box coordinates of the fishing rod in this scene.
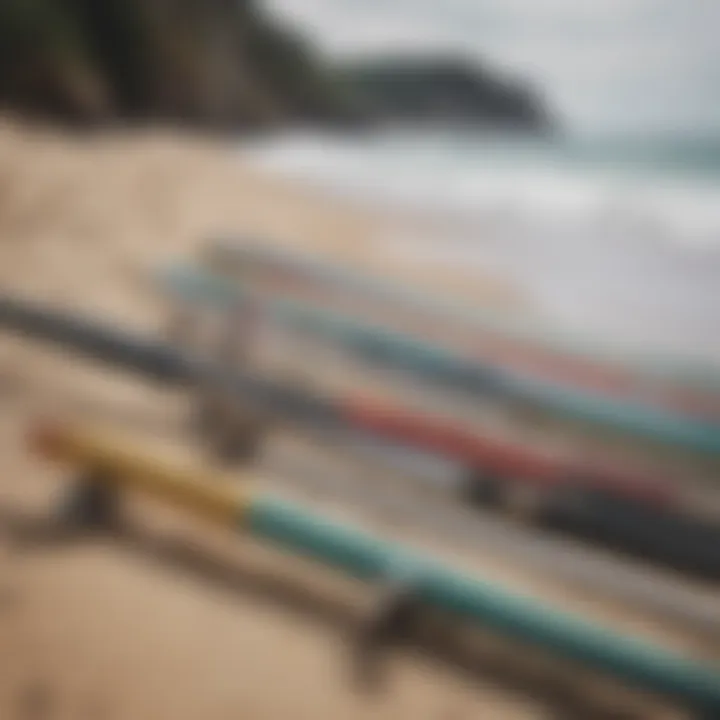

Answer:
[28,419,720,718]
[2,294,719,577]
[204,239,720,411]
[158,264,720,462]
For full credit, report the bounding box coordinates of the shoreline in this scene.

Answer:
[0,120,522,316]
[237,132,720,366]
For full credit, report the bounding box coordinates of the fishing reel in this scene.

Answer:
[166,296,269,466]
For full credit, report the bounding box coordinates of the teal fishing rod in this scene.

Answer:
[158,264,720,460]
[205,239,720,397]
[29,420,720,718]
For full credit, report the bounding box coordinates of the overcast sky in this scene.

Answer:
[262,0,720,136]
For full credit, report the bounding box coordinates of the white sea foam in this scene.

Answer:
[238,131,720,362]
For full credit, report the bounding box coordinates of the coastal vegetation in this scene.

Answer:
[0,0,551,133]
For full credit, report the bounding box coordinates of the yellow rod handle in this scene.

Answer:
[29,420,251,526]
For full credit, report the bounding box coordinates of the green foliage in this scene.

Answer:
[0,2,546,130]
[0,0,84,54]
[0,0,109,118]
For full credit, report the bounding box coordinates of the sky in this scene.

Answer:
[262,0,720,136]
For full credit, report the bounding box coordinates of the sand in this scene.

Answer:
[0,119,710,719]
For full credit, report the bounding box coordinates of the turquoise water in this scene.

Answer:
[433,134,720,177]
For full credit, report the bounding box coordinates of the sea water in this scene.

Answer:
[238,130,720,368]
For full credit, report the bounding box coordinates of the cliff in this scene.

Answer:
[0,3,553,133]
[0,0,354,129]
[340,55,554,133]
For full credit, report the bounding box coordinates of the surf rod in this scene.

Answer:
[158,264,720,461]
[0,293,671,507]
[28,419,720,717]
[8,293,720,579]
[203,239,720,413]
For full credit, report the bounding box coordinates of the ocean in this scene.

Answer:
[237,130,720,367]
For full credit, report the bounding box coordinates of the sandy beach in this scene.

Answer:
[0,119,712,719]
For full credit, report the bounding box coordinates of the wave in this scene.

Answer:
[237,131,720,362]
[239,130,720,246]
